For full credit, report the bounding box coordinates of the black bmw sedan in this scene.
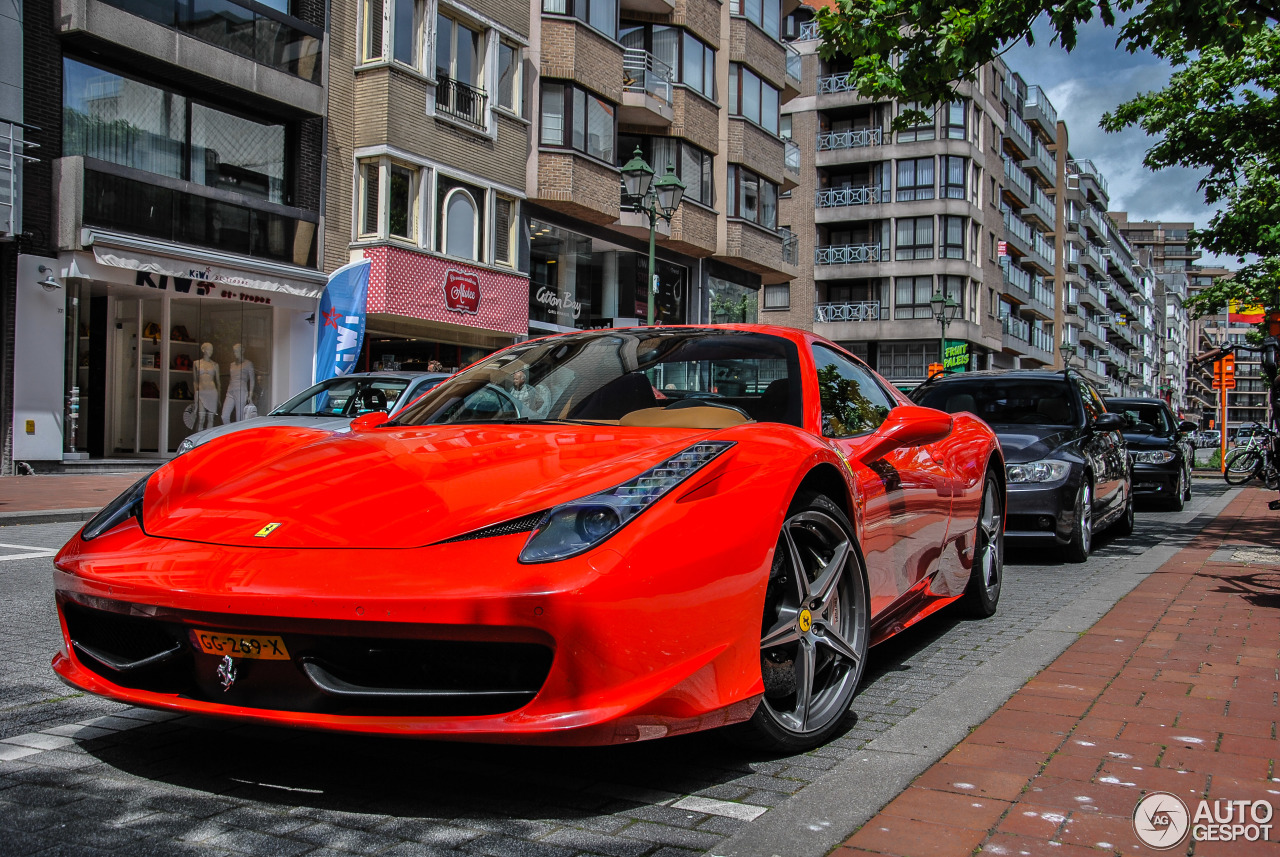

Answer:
[912,369,1133,562]
[1104,397,1197,510]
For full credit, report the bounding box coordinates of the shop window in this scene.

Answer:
[943,156,966,200]
[358,159,380,237]
[896,217,934,261]
[64,58,287,205]
[727,166,778,230]
[497,42,521,114]
[388,163,419,241]
[896,101,935,142]
[494,195,517,267]
[894,275,933,319]
[542,0,617,40]
[941,215,965,259]
[945,100,967,140]
[730,0,781,40]
[540,81,615,163]
[896,157,934,201]
[811,344,894,437]
[763,284,790,309]
[728,64,780,134]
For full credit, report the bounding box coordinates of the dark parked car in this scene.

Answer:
[911,369,1132,562]
[1105,397,1197,510]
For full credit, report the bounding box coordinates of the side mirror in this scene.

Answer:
[349,411,391,431]
[1178,420,1197,433]
[858,406,954,463]
[1093,413,1125,432]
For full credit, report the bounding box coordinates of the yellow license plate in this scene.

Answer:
[190,630,291,660]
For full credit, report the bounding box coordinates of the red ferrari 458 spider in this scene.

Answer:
[52,326,1004,750]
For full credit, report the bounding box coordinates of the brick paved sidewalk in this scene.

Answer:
[837,486,1280,857]
[0,475,142,513]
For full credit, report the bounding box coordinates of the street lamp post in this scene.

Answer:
[620,147,686,325]
[928,291,961,370]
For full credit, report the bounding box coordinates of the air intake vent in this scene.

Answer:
[436,512,546,544]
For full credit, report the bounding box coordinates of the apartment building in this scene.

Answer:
[328,0,532,371]
[1181,265,1263,434]
[520,0,800,335]
[12,0,327,464]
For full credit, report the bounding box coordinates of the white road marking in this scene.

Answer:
[672,795,769,821]
[0,542,58,561]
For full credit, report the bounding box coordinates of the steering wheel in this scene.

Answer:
[663,399,752,419]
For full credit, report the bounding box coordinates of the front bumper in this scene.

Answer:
[1003,477,1078,542]
[1131,462,1181,498]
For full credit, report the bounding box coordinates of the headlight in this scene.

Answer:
[1006,460,1072,484]
[81,476,148,541]
[519,441,734,563]
[176,438,196,455]
[1133,450,1176,464]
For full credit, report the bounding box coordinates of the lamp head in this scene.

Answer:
[620,147,654,200]
[37,264,62,292]
[653,162,686,218]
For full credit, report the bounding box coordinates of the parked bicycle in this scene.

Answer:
[1223,423,1280,489]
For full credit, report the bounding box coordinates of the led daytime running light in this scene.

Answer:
[81,476,148,541]
[1133,450,1176,464]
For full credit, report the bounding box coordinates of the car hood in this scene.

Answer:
[144,424,727,549]
[1122,432,1177,451]
[185,415,356,447]
[989,426,1078,464]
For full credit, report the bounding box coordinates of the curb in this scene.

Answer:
[0,508,98,527]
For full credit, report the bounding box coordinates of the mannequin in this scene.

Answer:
[221,343,256,423]
[193,342,220,431]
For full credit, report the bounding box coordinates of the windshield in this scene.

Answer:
[393,329,803,427]
[1108,402,1174,435]
[272,377,413,417]
[914,378,1080,427]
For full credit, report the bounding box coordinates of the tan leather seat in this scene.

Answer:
[619,406,752,429]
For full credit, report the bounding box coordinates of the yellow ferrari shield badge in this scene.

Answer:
[254,523,282,538]
[798,609,813,633]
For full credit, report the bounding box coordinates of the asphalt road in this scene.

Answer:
[0,481,1238,857]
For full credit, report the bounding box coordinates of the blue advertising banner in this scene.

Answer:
[314,259,371,384]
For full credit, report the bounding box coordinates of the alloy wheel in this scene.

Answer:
[978,479,1003,598]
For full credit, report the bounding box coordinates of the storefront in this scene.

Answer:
[359,246,530,372]
[13,240,322,461]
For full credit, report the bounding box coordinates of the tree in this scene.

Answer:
[815,0,1280,319]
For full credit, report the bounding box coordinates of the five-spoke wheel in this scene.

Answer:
[959,472,1004,617]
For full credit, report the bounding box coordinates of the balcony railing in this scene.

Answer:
[1067,159,1109,197]
[1,118,39,238]
[816,185,879,208]
[437,77,488,127]
[797,19,821,40]
[82,159,318,268]
[1024,85,1058,128]
[815,243,880,265]
[817,73,857,94]
[817,127,883,151]
[1002,314,1030,343]
[784,139,801,175]
[623,49,673,105]
[1031,326,1053,353]
[101,0,323,83]
[780,226,799,265]
[815,301,881,323]
[785,43,802,81]
[1003,156,1032,197]
[1004,109,1032,154]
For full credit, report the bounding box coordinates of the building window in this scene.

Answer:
[542,0,617,40]
[895,157,934,202]
[391,0,423,66]
[438,176,485,260]
[942,156,966,200]
[358,159,380,237]
[494,194,517,267]
[941,275,965,314]
[621,135,713,207]
[945,100,966,140]
[896,101,935,142]
[728,64,780,135]
[894,276,933,319]
[436,14,486,125]
[64,58,287,205]
[619,26,715,99]
[388,163,419,240]
[730,0,781,40]
[727,165,778,229]
[941,215,965,259]
[895,217,933,261]
[361,0,384,61]
[763,284,790,309]
[879,342,931,380]
[497,42,521,114]
[540,81,615,163]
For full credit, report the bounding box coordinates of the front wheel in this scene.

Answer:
[958,473,1003,618]
[1224,448,1262,485]
[1167,468,1186,512]
[1064,481,1092,563]
[737,491,870,752]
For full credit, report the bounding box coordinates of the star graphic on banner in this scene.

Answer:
[322,307,342,329]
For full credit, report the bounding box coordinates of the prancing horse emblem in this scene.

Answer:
[216,655,237,691]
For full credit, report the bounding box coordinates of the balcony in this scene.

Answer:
[535,150,620,225]
[1023,85,1058,138]
[621,0,675,14]
[817,73,857,95]
[797,19,821,41]
[1078,242,1105,275]
[815,301,881,323]
[77,158,317,267]
[1004,109,1032,159]
[816,185,880,209]
[815,243,880,266]
[780,226,799,266]
[1001,314,1031,354]
[784,139,801,176]
[1,119,38,239]
[1067,159,1109,203]
[723,220,796,283]
[621,49,674,126]
[1022,138,1055,184]
[816,128,883,168]
[436,77,488,128]
[1002,157,1032,208]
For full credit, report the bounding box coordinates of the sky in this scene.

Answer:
[1003,18,1230,266]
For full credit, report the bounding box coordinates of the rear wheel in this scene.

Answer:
[958,473,1003,618]
[1224,448,1262,485]
[738,491,870,752]
[1064,481,1092,563]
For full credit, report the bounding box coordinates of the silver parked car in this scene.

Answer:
[175,372,450,454]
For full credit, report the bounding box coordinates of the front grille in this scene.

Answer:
[61,600,553,717]
[436,511,546,544]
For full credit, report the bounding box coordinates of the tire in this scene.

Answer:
[1064,481,1092,563]
[737,491,870,752]
[1224,448,1262,485]
[1166,468,1186,512]
[958,472,1003,618]
[1183,466,1193,501]
[1110,484,1135,537]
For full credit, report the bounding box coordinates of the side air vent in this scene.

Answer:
[435,512,546,544]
